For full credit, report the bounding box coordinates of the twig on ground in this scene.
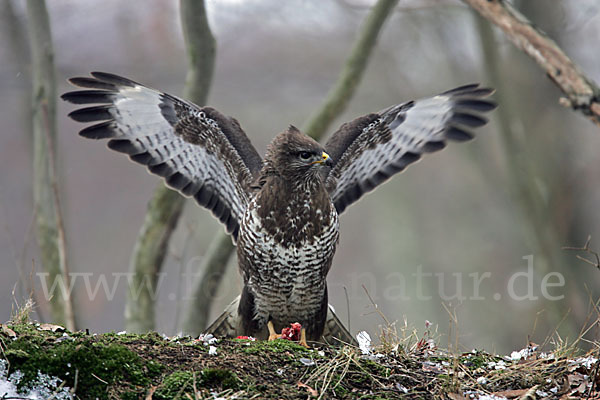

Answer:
[563,235,600,269]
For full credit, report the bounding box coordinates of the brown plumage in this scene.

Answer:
[62,72,496,345]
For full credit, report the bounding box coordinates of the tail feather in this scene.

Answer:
[204,296,242,337]
[323,305,356,345]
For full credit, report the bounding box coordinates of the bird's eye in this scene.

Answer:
[299,151,312,160]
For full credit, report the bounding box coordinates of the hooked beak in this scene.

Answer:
[312,151,333,167]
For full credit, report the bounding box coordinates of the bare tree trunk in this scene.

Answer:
[475,10,578,337]
[182,0,400,336]
[182,231,234,334]
[124,0,216,333]
[26,0,76,331]
[2,0,32,302]
[2,0,29,73]
[303,0,400,139]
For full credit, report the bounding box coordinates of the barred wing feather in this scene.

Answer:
[324,84,496,214]
[62,72,262,240]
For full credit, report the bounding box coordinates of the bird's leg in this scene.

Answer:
[299,328,309,348]
[267,320,280,341]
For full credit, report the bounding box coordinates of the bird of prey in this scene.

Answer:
[62,72,495,346]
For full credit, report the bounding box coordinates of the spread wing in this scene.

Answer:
[62,72,263,240]
[324,84,496,214]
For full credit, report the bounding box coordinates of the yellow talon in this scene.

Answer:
[267,320,280,341]
[299,328,309,348]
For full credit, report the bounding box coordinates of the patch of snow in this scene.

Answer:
[299,358,315,366]
[487,360,506,370]
[198,333,218,345]
[570,356,598,369]
[0,360,72,399]
[509,345,537,361]
[356,331,371,355]
[396,383,408,393]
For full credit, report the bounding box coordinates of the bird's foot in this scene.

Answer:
[267,320,281,341]
[298,328,309,348]
[267,321,309,347]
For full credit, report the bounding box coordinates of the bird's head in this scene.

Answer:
[264,126,332,180]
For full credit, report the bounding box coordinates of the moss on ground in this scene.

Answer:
[240,337,311,354]
[0,321,596,399]
[153,370,194,399]
[3,327,163,399]
[153,368,240,399]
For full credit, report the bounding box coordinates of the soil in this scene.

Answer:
[1,322,598,399]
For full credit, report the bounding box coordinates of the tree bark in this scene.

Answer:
[124,0,216,333]
[463,0,600,128]
[182,230,234,334]
[182,0,400,336]
[27,0,76,330]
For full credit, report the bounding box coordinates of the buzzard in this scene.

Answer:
[62,72,495,346]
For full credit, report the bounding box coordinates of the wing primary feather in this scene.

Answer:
[452,88,495,98]
[398,151,421,166]
[79,121,116,139]
[68,105,113,122]
[107,139,141,155]
[148,162,172,177]
[130,153,153,164]
[451,112,488,127]
[453,99,497,112]
[445,126,475,142]
[441,83,481,95]
[90,71,138,87]
[67,77,116,90]
[61,90,116,104]
[422,140,447,153]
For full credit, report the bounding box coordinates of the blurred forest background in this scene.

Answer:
[0,0,599,354]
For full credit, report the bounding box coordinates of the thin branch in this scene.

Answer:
[182,0,401,336]
[180,0,216,106]
[124,0,216,333]
[337,0,459,13]
[304,0,400,139]
[26,0,76,331]
[41,102,75,330]
[463,0,600,127]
